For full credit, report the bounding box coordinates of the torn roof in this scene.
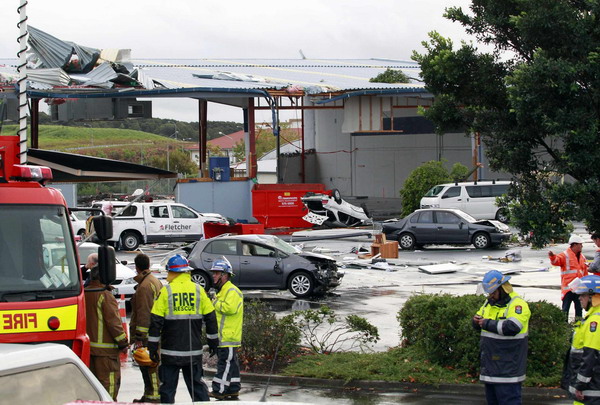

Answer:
[0,26,428,103]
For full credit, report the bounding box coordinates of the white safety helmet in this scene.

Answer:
[568,235,584,245]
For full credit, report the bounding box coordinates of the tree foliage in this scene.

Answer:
[412,1,600,245]
[399,160,469,217]
[369,68,410,84]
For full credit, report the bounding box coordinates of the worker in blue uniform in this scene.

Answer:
[473,270,531,405]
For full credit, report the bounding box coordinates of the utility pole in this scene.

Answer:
[17,0,28,163]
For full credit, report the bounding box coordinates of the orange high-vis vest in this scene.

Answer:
[550,247,588,298]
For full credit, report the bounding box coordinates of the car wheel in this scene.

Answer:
[399,233,416,250]
[77,229,86,237]
[473,232,491,249]
[496,209,509,223]
[120,231,141,251]
[331,188,342,204]
[191,270,212,290]
[288,271,315,298]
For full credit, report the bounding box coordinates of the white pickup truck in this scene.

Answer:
[91,201,227,250]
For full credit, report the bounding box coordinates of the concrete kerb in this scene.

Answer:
[204,368,568,400]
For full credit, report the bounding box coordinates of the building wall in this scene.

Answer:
[50,183,77,207]
[301,95,508,199]
[175,179,254,222]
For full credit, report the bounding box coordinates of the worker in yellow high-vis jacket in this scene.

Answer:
[473,270,531,405]
[564,275,600,404]
[208,258,244,400]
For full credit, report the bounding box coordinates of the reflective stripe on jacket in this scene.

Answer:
[213,280,243,347]
[570,306,600,399]
[475,291,531,383]
[550,248,588,298]
[129,270,163,342]
[147,272,218,366]
[85,280,128,356]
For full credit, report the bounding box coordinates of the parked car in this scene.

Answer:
[69,211,88,236]
[0,343,113,403]
[77,242,137,298]
[186,234,344,298]
[381,208,512,250]
[301,189,372,227]
[420,180,512,222]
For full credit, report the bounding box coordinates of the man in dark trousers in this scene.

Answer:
[147,254,219,403]
[130,253,163,403]
[473,270,531,405]
[84,257,129,401]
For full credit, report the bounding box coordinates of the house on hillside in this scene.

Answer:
[185,130,244,165]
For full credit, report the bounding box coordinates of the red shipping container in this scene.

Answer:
[204,222,265,239]
[252,183,327,229]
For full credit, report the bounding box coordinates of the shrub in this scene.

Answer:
[291,305,380,354]
[397,293,570,379]
[239,300,301,373]
[397,293,482,373]
[399,160,469,217]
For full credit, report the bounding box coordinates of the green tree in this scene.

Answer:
[399,160,469,217]
[412,1,600,246]
[369,68,410,83]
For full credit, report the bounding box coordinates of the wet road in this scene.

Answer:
[119,360,570,404]
[115,238,578,404]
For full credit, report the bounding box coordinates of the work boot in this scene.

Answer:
[132,398,146,403]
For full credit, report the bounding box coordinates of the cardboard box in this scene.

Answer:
[371,241,398,258]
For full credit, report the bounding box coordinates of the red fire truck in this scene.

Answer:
[0,136,114,365]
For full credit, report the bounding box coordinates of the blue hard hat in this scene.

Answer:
[572,275,600,295]
[482,270,511,294]
[210,257,234,276]
[167,254,191,272]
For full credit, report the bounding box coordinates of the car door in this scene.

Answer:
[239,242,283,288]
[435,211,469,243]
[464,185,492,219]
[408,211,436,243]
[198,239,241,279]
[145,205,171,241]
[170,205,202,241]
[438,186,462,210]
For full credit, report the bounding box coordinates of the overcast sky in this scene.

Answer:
[0,0,475,123]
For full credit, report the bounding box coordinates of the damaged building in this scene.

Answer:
[0,27,509,220]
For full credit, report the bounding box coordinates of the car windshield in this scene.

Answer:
[0,205,80,299]
[424,185,446,197]
[453,210,477,223]
[252,235,298,255]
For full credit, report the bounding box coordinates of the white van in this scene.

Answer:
[420,180,512,222]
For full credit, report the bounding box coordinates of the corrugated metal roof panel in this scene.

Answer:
[28,26,73,69]
[0,57,427,96]
[132,58,423,93]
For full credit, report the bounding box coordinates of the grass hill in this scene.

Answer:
[0,124,185,151]
[0,125,197,174]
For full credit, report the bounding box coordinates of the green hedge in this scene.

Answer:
[397,294,570,379]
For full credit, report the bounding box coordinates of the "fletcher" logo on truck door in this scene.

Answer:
[160,224,193,231]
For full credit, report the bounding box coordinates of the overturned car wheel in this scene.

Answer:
[288,271,315,298]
